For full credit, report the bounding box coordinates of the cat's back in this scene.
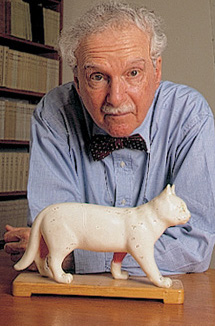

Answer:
[39,202,131,231]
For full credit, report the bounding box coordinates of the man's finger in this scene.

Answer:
[4,232,21,243]
[4,240,27,254]
[4,225,22,242]
[11,253,23,263]
[5,224,16,232]
[4,226,31,243]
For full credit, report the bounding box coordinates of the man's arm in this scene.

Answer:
[27,95,82,225]
[154,112,215,274]
[4,225,75,271]
[4,90,81,270]
[4,225,35,266]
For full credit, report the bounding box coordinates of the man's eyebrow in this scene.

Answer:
[84,64,100,70]
[84,58,146,70]
[128,58,146,65]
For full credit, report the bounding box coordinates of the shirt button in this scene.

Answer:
[121,199,126,205]
[120,161,126,168]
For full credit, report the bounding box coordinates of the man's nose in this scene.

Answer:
[106,77,126,107]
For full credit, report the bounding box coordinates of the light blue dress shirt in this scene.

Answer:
[28,81,215,275]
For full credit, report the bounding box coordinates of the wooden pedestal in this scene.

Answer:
[12,272,184,304]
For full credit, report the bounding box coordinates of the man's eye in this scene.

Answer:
[90,73,104,81]
[129,70,139,77]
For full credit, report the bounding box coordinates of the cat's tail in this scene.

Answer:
[14,209,45,271]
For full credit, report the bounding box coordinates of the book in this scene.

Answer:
[0,0,6,34]
[1,45,59,92]
[0,198,28,239]
[0,99,36,141]
[5,0,11,35]
[0,152,29,192]
[24,0,32,41]
[46,57,59,92]
[13,151,19,191]
[0,100,5,139]
[10,0,32,41]
[4,100,16,140]
[43,7,60,47]
[0,153,5,192]
[0,46,3,86]
[1,46,9,87]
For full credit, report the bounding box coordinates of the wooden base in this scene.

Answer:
[12,272,184,304]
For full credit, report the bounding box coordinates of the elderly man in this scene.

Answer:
[4,1,215,276]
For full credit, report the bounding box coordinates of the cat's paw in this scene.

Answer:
[55,272,73,284]
[160,276,172,288]
[63,273,73,284]
[113,270,129,280]
[111,261,129,280]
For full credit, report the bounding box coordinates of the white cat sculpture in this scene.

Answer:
[15,185,190,288]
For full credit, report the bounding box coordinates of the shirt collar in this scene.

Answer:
[92,91,160,154]
[82,82,161,154]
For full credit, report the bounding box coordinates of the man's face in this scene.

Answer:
[74,24,162,137]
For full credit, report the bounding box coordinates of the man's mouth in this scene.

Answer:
[101,104,135,116]
[105,112,132,117]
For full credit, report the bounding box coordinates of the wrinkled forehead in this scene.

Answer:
[75,23,151,68]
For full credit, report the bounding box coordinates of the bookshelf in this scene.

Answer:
[0,0,63,242]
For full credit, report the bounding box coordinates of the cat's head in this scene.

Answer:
[154,185,191,226]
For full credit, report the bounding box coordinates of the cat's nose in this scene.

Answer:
[185,211,191,222]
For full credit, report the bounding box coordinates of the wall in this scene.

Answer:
[62,0,215,112]
[62,0,215,268]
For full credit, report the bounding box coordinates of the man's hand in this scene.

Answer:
[4,225,75,272]
[4,225,37,271]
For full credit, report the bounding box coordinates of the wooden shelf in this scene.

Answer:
[25,0,61,8]
[0,140,29,146]
[0,34,58,54]
[0,191,27,198]
[0,87,44,101]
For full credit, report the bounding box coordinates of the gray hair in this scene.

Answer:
[58,0,167,69]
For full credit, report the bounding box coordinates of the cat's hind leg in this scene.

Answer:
[111,252,129,280]
[34,236,54,279]
[46,252,73,284]
[35,254,54,279]
[41,232,77,284]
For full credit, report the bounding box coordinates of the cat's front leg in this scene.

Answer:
[111,252,129,280]
[129,245,172,288]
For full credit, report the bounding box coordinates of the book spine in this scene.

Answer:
[0,46,3,86]
[14,152,19,191]
[0,153,3,192]
[0,0,6,34]
[5,0,11,35]
[4,100,16,140]
[2,46,9,87]
[0,100,5,139]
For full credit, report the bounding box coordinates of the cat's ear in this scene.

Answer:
[166,184,172,195]
[171,184,176,195]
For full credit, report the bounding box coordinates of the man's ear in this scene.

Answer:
[155,56,162,88]
[74,75,80,91]
[73,66,80,92]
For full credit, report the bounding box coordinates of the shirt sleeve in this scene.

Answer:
[27,90,108,274]
[155,111,215,274]
[27,95,82,225]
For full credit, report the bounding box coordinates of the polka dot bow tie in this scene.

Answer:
[90,134,147,161]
